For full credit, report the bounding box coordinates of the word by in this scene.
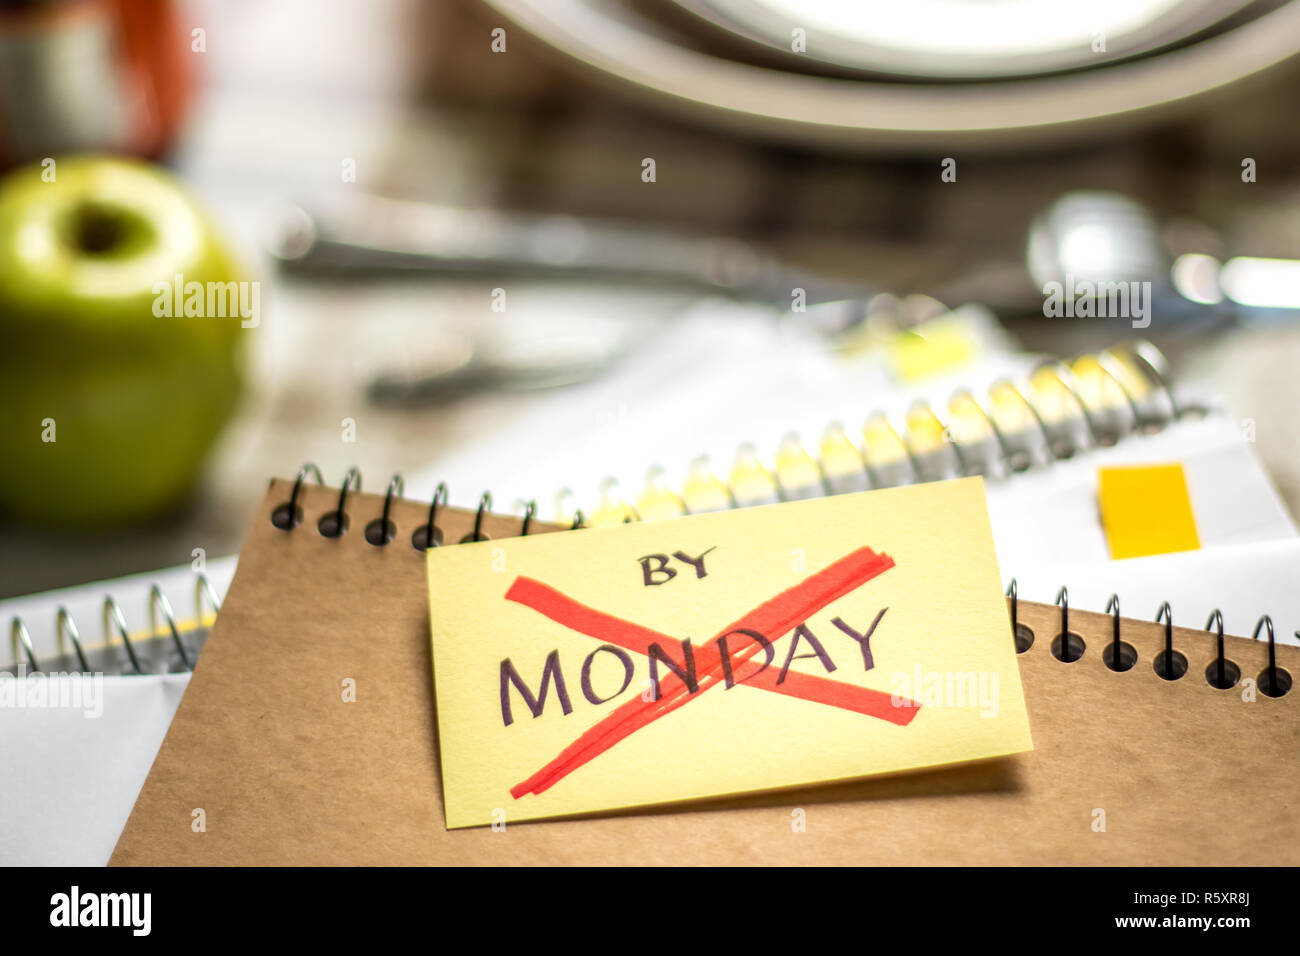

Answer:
[638,547,716,587]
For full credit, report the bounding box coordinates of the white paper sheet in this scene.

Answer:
[0,674,190,866]
[984,415,1296,573]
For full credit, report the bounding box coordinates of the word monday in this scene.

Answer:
[499,610,888,726]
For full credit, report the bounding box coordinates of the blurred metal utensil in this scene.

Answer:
[267,195,873,406]
[1029,190,1300,322]
[365,310,644,406]
[1027,191,1168,291]
[270,195,857,304]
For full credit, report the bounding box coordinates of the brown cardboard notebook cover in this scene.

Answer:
[112,478,1299,865]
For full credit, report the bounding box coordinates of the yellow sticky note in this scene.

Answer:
[427,477,1032,828]
[1098,464,1200,560]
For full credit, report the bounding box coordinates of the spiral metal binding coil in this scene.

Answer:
[1154,601,1188,681]
[149,585,192,670]
[103,596,143,674]
[367,475,405,546]
[1254,616,1293,698]
[1101,594,1138,672]
[56,607,90,673]
[270,465,544,551]
[6,573,221,676]
[1204,609,1238,690]
[1005,578,1291,697]
[575,339,1193,527]
[10,618,37,671]
[1005,580,1033,653]
[270,463,323,530]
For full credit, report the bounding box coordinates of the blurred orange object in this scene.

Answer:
[0,0,192,168]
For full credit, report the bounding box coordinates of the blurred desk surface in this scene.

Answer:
[3,258,1297,601]
[3,0,1299,598]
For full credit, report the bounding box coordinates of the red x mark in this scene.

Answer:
[503,546,919,798]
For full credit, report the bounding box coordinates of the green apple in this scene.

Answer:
[0,156,247,527]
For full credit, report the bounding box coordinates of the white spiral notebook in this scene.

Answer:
[1,560,234,866]
[422,321,1295,572]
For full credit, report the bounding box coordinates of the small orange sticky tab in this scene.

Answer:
[1098,464,1200,560]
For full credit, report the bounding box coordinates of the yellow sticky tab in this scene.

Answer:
[1098,464,1200,560]
[427,477,1033,828]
